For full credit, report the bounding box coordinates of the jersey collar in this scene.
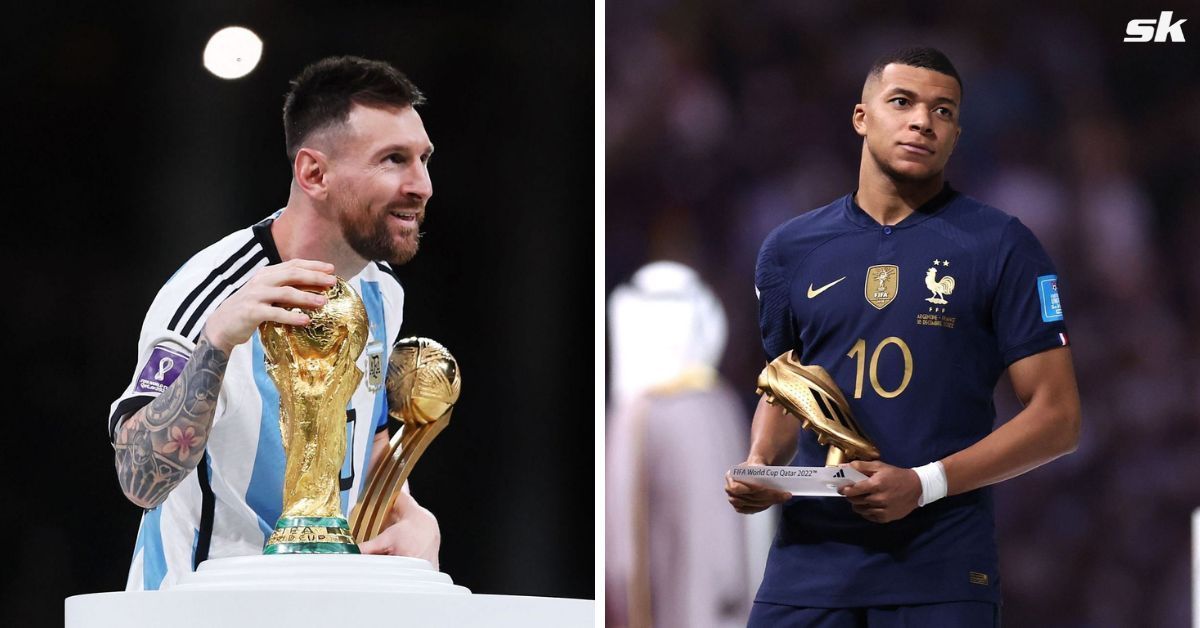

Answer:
[843,182,958,230]
[251,215,284,265]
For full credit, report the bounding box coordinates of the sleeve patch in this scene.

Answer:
[1038,275,1063,322]
[134,346,190,394]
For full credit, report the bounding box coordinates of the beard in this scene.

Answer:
[336,194,424,267]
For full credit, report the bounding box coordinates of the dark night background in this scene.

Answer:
[2,2,593,625]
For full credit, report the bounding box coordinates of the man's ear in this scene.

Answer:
[852,104,867,138]
[294,147,331,201]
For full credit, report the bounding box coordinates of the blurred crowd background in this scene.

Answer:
[607,1,1200,625]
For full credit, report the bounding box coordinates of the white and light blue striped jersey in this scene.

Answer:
[108,210,405,591]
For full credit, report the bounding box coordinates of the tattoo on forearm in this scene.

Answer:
[114,334,229,508]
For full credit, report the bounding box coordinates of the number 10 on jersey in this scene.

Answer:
[846,337,913,399]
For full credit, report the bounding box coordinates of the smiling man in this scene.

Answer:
[726,47,1081,626]
[110,56,440,590]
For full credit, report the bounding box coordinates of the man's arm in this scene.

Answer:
[841,347,1081,522]
[113,334,229,508]
[941,346,1081,492]
[357,430,442,566]
[112,258,337,509]
[725,396,800,514]
[746,395,802,466]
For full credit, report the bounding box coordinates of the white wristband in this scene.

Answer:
[913,461,947,507]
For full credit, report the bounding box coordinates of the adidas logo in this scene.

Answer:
[832,469,845,478]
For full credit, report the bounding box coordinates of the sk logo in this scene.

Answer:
[1124,11,1187,42]
[864,265,899,309]
[925,259,955,305]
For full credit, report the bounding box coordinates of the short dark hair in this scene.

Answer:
[282,56,425,161]
[867,47,962,99]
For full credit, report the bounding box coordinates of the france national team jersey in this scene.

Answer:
[754,185,1068,607]
[108,211,404,591]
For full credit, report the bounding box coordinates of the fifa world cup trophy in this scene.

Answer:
[260,277,368,554]
[756,351,880,466]
[351,337,460,542]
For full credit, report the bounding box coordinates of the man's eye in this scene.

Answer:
[890,97,909,106]
[935,107,954,118]
[387,154,405,164]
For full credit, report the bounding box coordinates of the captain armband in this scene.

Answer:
[913,461,947,507]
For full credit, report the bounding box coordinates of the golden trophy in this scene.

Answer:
[260,277,367,554]
[350,337,460,542]
[729,351,880,495]
[757,350,880,465]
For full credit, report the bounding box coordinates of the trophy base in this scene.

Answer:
[263,516,360,555]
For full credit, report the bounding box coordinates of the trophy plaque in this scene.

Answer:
[729,351,879,496]
[350,337,460,542]
[260,277,367,554]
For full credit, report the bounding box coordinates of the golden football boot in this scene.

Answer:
[756,351,880,465]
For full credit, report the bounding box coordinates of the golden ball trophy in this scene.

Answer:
[260,277,367,554]
[351,337,461,542]
[729,351,880,495]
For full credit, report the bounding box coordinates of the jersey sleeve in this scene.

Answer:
[756,229,798,361]
[991,218,1069,366]
[108,274,203,443]
[108,229,270,443]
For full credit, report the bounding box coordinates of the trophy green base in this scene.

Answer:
[263,516,361,555]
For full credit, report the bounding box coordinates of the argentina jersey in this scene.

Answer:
[108,210,404,591]
[754,185,1068,607]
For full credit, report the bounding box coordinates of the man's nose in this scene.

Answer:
[404,163,433,200]
[908,108,933,134]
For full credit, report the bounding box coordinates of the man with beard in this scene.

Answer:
[110,56,439,590]
[726,47,1081,625]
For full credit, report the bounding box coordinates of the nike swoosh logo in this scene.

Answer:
[807,277,846,298]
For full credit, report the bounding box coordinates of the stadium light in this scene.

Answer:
[203,26,263,80]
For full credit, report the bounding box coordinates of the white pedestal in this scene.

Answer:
[65,555,593,627]
[173,554,471,594]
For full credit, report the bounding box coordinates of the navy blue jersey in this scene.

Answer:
[754,185,1068,607]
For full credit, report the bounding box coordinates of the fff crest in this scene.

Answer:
[865,265,899,309]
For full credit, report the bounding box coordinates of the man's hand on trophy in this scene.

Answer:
[204,259,337,354]
[357,490,441,569]
[725,460,793,514]
[838,460,922,523]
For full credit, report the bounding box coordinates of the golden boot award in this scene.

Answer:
[729,351,881,495]
[260,277,367,554]
[351,337,460,542]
